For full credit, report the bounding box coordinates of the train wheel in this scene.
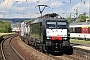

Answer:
[42,48,45,53]
[64,46,73,55]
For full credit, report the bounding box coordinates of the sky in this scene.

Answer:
[0,0,89,18]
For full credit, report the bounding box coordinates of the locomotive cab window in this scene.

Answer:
[46,21,56,28]
[46,20,68,29]
[57,22,67,28]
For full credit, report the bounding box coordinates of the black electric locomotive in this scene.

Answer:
[29,13,72,53]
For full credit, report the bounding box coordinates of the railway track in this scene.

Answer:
[21,36,88,60]
[1,34,25,60]
[28,44,85,60]
[0,34,89,60]
[45,46,88,60]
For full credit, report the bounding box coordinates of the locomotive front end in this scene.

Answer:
[44,19,70,52]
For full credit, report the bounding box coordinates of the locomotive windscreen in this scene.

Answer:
[57,22,67,28]
[46,22,56,28]
[46,20,67,29]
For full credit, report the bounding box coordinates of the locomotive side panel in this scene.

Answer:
[29,18,72,53]
[30,22,43,41]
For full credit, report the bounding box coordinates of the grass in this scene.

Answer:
[70,39,90,44]
[0,32,16,36]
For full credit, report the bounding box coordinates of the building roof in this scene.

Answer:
[70,21,90,25]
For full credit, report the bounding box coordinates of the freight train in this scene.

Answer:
[20,21,31,44]
[20,13,73,53]
[70,21,90,40]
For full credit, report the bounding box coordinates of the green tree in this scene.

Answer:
[4,22,12,32]
[76,13,88,22]
[24,20,32,22]
[0,20,12,33]
[67,17,74,23]
[0,20,3,23]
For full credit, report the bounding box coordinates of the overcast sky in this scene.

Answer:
[0,0,89,18]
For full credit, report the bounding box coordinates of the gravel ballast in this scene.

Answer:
[12,36,56,60]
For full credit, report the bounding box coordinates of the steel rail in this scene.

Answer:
[1,35,25,60]
[10,38,26,60]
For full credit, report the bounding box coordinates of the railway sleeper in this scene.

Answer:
[73,47,90,60]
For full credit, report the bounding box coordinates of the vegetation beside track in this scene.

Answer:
[0,20,12,33]
[0,32,16,36]
[70,39,90,44]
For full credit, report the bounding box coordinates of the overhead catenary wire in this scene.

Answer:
[2,0,10,18]
[43,0,51,4]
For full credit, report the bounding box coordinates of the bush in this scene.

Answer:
[0,20,12,33]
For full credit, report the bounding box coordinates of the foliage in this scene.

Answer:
[0,32,15,36]
[67,17,74,23]
[24,20,32,22]
[70,39,90,44]
[0,20,12,33]
[76,13,88,22]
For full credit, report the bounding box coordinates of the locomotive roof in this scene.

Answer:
[30,18,67,24]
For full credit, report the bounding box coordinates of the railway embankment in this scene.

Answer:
[70,39,90,60]
[70,39,90,47]
[12,36,56,60]
[1,35,90,60]
[20,36,90,60]
[73,46,90,60]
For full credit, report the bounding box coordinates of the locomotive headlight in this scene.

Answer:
[47,37,51,39]
[47,37,50,39]
[63,37,67,40]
